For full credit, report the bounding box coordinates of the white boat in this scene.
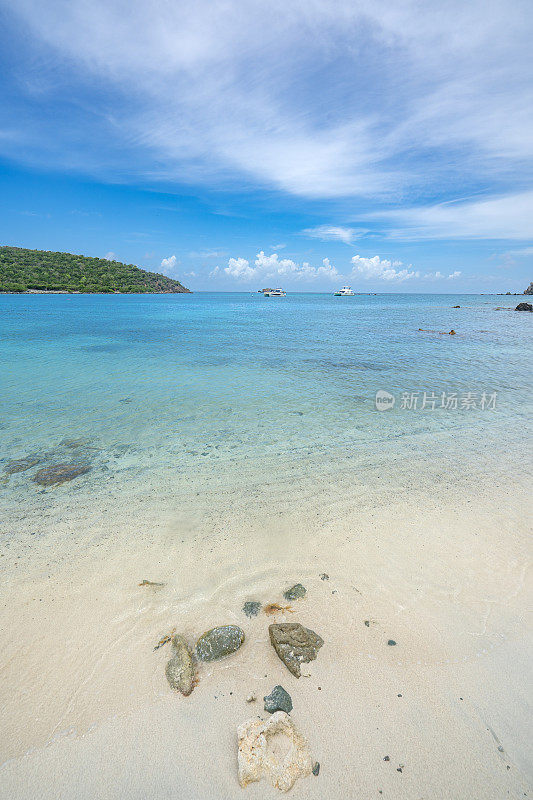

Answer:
[263,288,286,297]
[334,286,354,296]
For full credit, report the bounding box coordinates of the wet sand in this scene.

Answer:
[0,472,531,799]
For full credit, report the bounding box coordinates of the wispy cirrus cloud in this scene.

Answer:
[301,225,366,245]
[372,190,533,241]
[2,0,532,209]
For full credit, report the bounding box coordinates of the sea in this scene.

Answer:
[1,292,531,536]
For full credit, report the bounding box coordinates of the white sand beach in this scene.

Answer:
[0,468,531,800]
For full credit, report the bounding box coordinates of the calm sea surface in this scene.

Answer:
[1,292,531,549]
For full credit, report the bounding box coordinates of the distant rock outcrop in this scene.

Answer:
[524,282,533,295]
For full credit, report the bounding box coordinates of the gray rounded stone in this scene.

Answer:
[196,625,245,661]
[264,685,293,714]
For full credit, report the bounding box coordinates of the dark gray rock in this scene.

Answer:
[524,282,533,295]
[264,685,293,714]
[269,623,324,677]
[196,625,245,661]
[387,639,397,646]
[165,635,195,696]
[319,573,329,581]
[243,601,261,618]
[312,762,320,776]
[515,302,532,311]
[32,463,91,486]
[283,584,307,601]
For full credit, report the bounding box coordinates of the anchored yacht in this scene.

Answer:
[334,286,354,296]
[263,288,286,297]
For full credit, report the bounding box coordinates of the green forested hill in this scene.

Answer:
[0,246,190,293]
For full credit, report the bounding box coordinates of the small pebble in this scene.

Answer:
[264,685,293,714]
[243,601,261,618]
[312,762,320,776]
[364,620,370,627]
[387,639,397,646]
[283,583,307,601]
[319,573,329,581]
[246,694,256,703]
[383,756,390,762]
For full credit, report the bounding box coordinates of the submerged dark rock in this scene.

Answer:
[283,584,307,601]
[243,601,262,618]
[60,437,94,449]
[4,455,42,474]
[196,625,245,661]
[32,463,91,486]
[264,685,293,714]
[515,302,532,311]
[269,623,324,677]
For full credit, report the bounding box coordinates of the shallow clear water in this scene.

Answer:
[1,292,531,545]
[0,293,532,499]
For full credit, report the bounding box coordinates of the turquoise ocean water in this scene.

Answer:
[1,292,531,551]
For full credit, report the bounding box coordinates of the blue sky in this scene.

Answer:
[0,0,532,291]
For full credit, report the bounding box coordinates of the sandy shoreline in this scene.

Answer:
[0,472,531,799]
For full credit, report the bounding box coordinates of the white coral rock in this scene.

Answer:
[237,711,313,792]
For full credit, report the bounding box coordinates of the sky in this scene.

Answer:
[0,0,532,292]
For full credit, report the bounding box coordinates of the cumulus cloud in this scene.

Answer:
[161,254,180,275]
[224,256,256,279]
[301,225,365,245]
[351,255,419,283]
[104,251,116,261]
[423,270,462,280]
[220,251,338,283]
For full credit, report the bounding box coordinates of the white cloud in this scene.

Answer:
[447,270,462,279]
[224,257,255,279]
[189,249,226,258]
[375,191,533,241]
[5,1,532,205]
[160,254,180,276]
[301,225,365,245]
[208,265,220,277]
[351,255,419,283]
[104,251,116,260]
[221,251,338,283]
